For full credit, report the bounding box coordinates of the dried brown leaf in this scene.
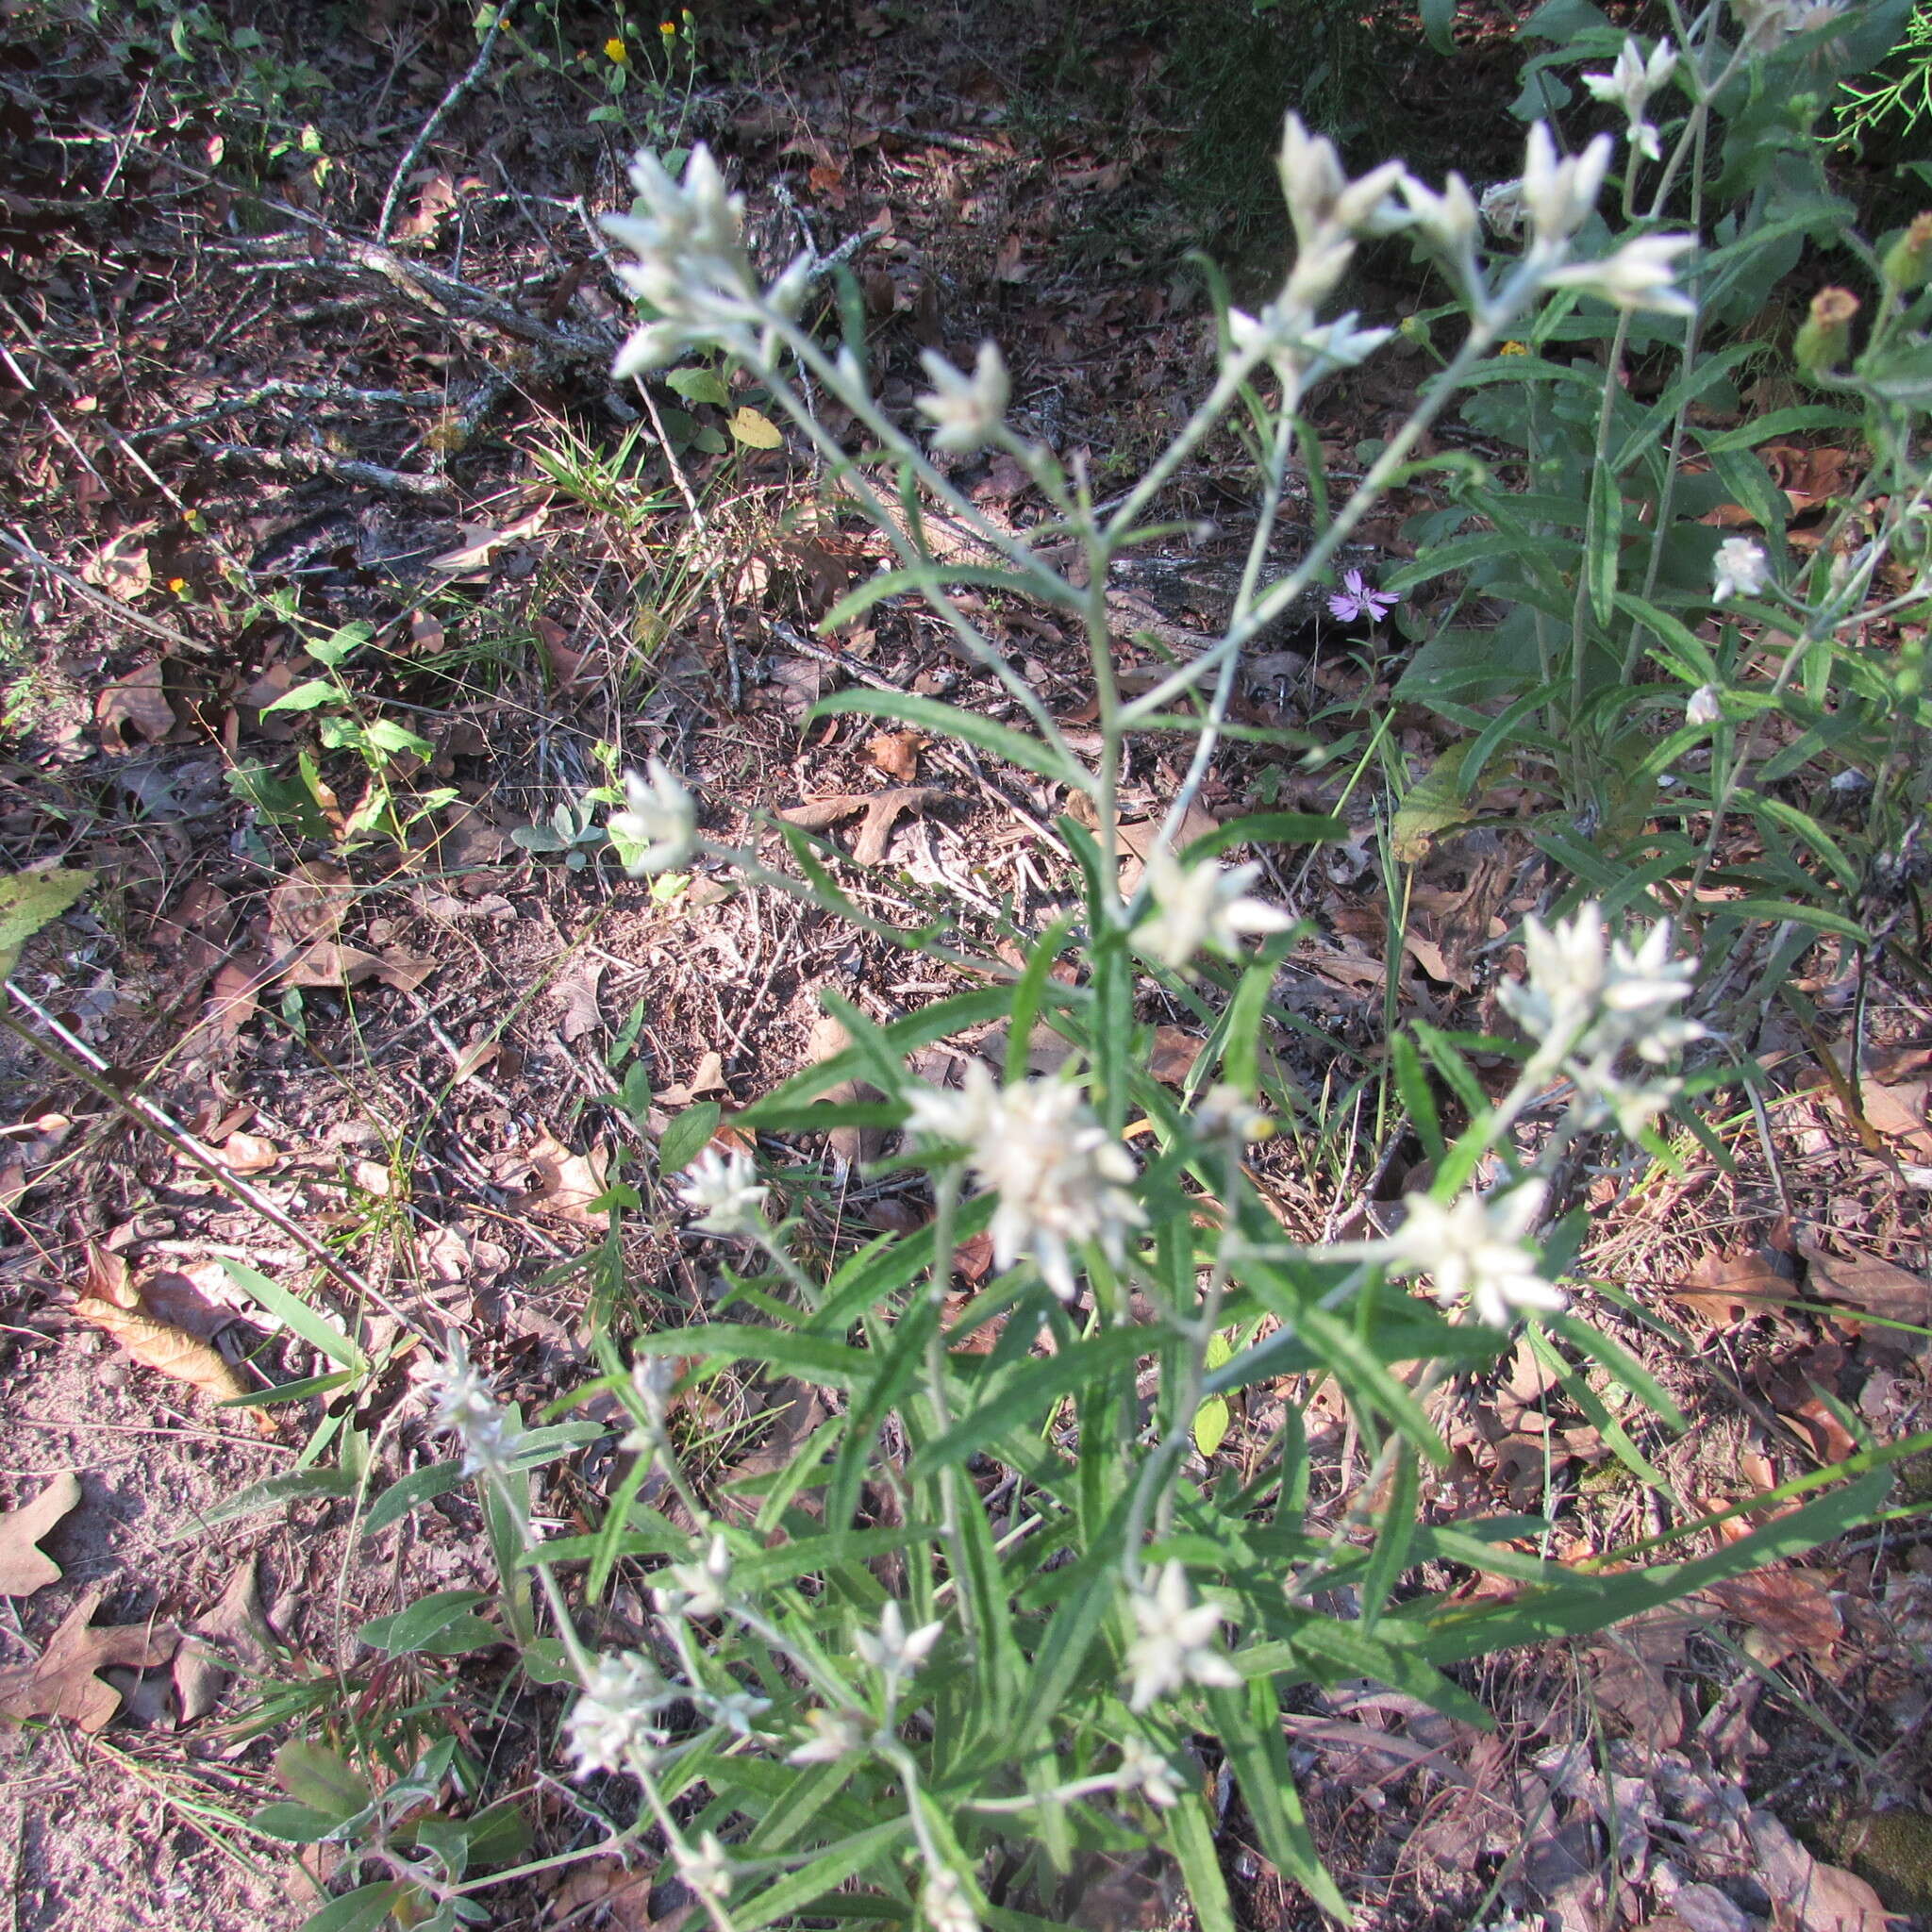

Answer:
[174,1557,274,1724]
[0,1584,178,1733]
[1747,1809,1890,1932]
[1148,1025,1204,1087]
[73,1293,265,1424]
[549,958,605,1042]
[0,1471,81,1598]
[865,730,923,781]
[1704,1565,1842,1670]
[267,860,353,945]
[95,660,175,750]
[83,528,154,601]
[511,1130,608,1226]
[1801,1240,1932,1358]
[1670,1247,1794,1326]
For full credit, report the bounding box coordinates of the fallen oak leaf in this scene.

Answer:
[174,1556,275,1724]
[0,1472,82,1597]
[1703,1564,1843,1673]
[1800,1239,1932,1360]
[509,1129,609,1226]
[778,788,952,866]
[1669,1246,1794,1326]
[0,1584,178,1733]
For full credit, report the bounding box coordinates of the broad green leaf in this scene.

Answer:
[658,1101,721,1175]
[260,676,338,715]
[251,1802,348,1845]
[667,367,731,407]
[305,621,374,668]
[217,1259,363,1369]
[1391,740,1474,864]
[196,1466,359,1531]
[362,1458,465,1539]
[628,1323,878,1389]
[297,1883,408,1932]
[1194,1331,1235,1457]
[1420,0,1458,52]
[358,1589,498,1657]
[0,868,94,978]
[275,1740,370,1819]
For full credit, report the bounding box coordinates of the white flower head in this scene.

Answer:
[1277,114,1407,250]
[677,1832,735,1903]
[923,1868,981,1932]
[677,1146,768,1238]
[1117,1736,1186,1808]
[699,1686,773,1738]
[563,1650,673,1778]
[1385,1184,1566,1329]
[787,1707,870,1765]
[608,758,696,874]
[1124,1560,1241,1712]
[655,1530,735,1621]
[907,1062,1144,1304]
[1712,537,1770,603]
[916,341,1009,455]
[1581,37,1677,159]
[855,1599,943,1685]
[604,146,766,376]
[1135,846,1293,972]
[1542,232,1697,315]
[1479,177,1527,239]
[1400,170,1482,274]
[1520,122,1613,252]
[423,1342,517,1479]
[1686,684,1724,727]
[1496,902,1705,1067]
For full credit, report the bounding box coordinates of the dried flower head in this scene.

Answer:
[677,1146,768,1238]
[1384,1184,1566,1329]
[620,1355,678,1452]
[608,758,696,874]
[655,1531,735,1621]
[1116,1736,1186,1808]
[1520,122,1613,252]
[604,146,775,375]
[1124,1560,1241,1711]
[906,1063,1144,1304]
[563,1650,673,1778]
[916,341,1010,455]
[1134,846,1293,973]
[787,1707,871,1765]
[676,1832,735,1903]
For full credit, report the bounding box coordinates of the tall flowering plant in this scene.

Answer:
[266,6,1932,1927]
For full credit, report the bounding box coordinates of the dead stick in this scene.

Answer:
[376,0,518,243]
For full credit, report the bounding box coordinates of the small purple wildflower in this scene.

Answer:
[1327,570,1398,625]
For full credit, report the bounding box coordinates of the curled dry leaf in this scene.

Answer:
[83,528,154,601]
[509,1129,609,1226]
[864,730,924,781]
[0,1584,178,1733]
[1800,1239,1932,1361]
[95,659,176,751]
[73,1277,270,1432]
[0,1471,82,1598]
[549,957,605,1043]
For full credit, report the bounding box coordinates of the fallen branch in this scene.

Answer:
[208,441,454,499]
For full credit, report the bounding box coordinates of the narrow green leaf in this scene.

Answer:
[217,1259,362,1370]
[808,689,1080,787]
[659,1102,722,1174]
[362,1458,465,1539]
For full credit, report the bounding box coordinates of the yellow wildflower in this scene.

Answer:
[605,36,628,64]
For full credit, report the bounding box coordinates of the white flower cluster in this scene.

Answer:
[1497,902,1706,1135]
[1734,0,1848,43]
[608,758,696,875]
[564,1649,675,1778]
[1382,1183,1566,1329]
[924,1869,981,1932]
[1711,537,1770,603]
[1134,847,1292,973]
[677,1146,768,1238]
[916,341,1010,455]
[421,1343,518,1479]
[855,1600,943,1686]
[907,1063,1144,1304]
[1581,36,1677,162]
[1124,1560,1241,1712]
[603,147,803,376]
